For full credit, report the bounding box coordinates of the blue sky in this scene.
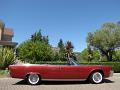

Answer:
[0,0,120,52]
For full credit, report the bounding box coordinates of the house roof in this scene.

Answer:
[0,40,18,47]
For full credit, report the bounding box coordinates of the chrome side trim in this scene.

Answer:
[42,79,86,81]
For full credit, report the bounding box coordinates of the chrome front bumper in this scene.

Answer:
[109,70,114,77]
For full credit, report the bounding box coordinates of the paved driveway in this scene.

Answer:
[0,73,120,90]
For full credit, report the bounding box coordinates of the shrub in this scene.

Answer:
[0,47,15,69]
[17,40,54,63]
[31,61,68,65]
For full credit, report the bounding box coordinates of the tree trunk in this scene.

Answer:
[106,54,110,61]
[106,52,112,61]
[108,51,113,61]
[100,49,113,61]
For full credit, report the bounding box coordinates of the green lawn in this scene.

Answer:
[0,70,9,78]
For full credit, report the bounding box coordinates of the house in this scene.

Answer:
[0,20,18,48]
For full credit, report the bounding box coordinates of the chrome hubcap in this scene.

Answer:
[28,74,39,84]
[92,72,102,83]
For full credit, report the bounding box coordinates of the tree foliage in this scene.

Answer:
[80,48,88,61]
[31,30,49,44]
[17,31,53,63]
[80,48,100,62]
[87,22,120,61]
[65,41,76,60]
[57,39,66,61]
[113,49,120,61]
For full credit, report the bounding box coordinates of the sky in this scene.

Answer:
[0,0,120,52]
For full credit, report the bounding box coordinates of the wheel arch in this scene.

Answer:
[87,69,104,80]
[25,72,41,79]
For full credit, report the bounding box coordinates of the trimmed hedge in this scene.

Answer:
[32,61,120,73]
[80,62,120,73]
[31,61,68,65]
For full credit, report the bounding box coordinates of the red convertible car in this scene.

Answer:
[9,59,113,85]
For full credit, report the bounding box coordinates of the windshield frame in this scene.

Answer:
[68,58,80,66]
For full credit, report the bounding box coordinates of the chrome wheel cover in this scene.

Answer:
[92,72,102,83]
[28,74,39,85]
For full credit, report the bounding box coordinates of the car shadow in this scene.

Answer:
[103,79,114,83]
[41,81,90,85]
[13,79,114,85]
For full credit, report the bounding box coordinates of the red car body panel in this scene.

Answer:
[9,64,112,80]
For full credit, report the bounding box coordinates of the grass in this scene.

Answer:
[0,70,9,78]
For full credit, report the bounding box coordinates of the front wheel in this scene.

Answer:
[90,72,103,84]
[27,74,41,85]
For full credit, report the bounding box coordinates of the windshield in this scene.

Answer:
[68,58,80,66]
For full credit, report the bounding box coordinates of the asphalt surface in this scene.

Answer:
[0,73,120,90]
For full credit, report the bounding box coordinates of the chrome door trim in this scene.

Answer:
[42,79,86,81]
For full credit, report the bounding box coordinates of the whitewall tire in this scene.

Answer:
[90,72,103,84]
[27,74,40,85]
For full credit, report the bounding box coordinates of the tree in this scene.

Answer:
[65,41,74,59]
[58,39,66,61]
[58,39,64,49]
[31,30,49,44]
[87,45,93,61]
[17,31,53,63]
[87,22,120,61]
[80,48,88,61]
[31,30,42,42]
[112,49,120,61]
[42,36,49,44]
[80,48,100,62]
[17,40,53,63]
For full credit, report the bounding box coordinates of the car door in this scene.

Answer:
[59,65,88,79]
[43,65,62,79]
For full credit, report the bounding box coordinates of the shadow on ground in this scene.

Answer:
[13,79,114,85]
[103,79,114,83]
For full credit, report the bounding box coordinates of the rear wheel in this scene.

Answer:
[90,72,103,84]
[27,74,41,85]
